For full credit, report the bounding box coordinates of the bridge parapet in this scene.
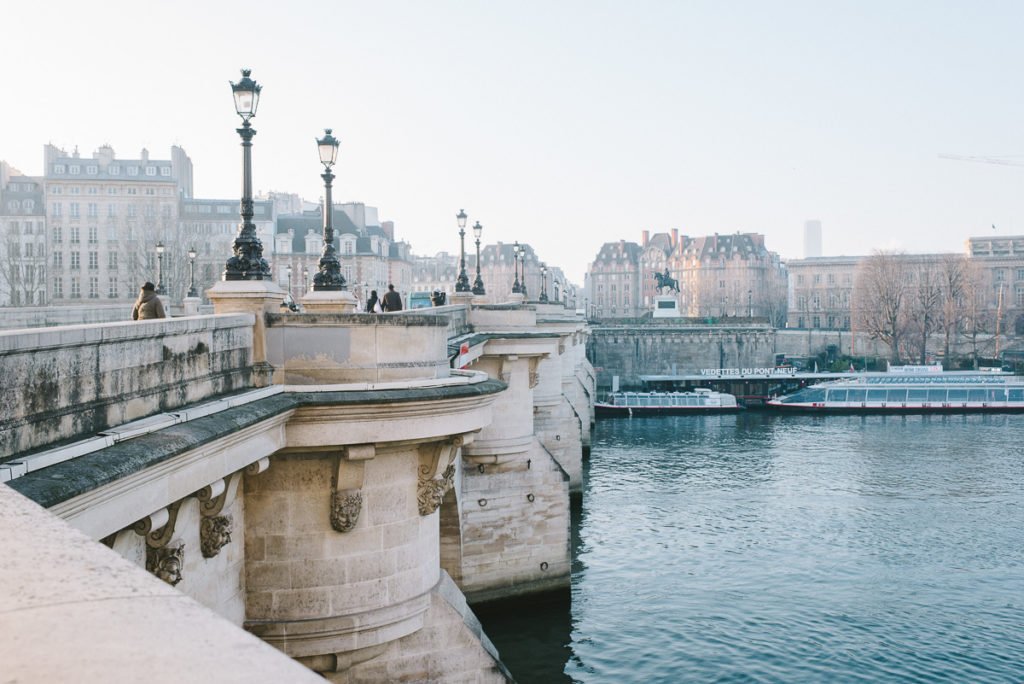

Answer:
[0,314,255,462]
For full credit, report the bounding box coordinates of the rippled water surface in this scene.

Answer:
[478,413,1024,683]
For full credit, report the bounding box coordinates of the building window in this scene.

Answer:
[53,226,63,242]
[995,268,1006,282]
[109,165,120,176]
[70,277,81,298]
[108,204,116,217]
[812,316,820,328]
[70,203,80,218]
[127,166,138,176]
[88,203,97,218]
[70,252,80,269]
[108,279,119,298]
[54,278,63,298]
[88,226,98,243]
[50,186,62,194]
[51,202,62,217]
[160,167,171,177]
[88,252,98,270]
[146,166,157,176]
[53,252,63,268]
[797,274,804,285]
[70,226,80,243]
[86,165,98,174]
[814,274,822,284]
[89,276,99,298]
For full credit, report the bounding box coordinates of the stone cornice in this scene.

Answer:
[9,379,506,518]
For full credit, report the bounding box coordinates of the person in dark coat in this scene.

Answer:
[131,282,167,320]
[365,289,381,313]
[382,283,403,312]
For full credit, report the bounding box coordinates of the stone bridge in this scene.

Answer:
[0,285,594,683]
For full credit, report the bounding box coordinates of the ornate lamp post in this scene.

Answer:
[302,265,309,293]
[224,69,271,280]
[748,289,753,318]
[286,264,293,299]
[518,244,527,298]
[511,241,522,294]
[312,129,344,291]
[471,221,485,295]
[455,209,471,292]
[155,241,165,294]
[540,264,549,302]
[187,246,197,297]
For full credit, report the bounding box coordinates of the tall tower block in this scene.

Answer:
[803,220,822,258]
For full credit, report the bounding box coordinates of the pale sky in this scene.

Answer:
[3,1,1024,283]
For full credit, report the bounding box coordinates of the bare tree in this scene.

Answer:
[853,250,909,363]
[960,260,997,369]
[906,262,943,364]
[0,224,47,306]
[938,254,968,367]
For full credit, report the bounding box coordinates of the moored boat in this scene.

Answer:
[595,388,739,415]
[767,366,1024,413]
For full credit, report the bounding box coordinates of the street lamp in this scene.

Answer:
[455,209,470,292]
[518,244,527,298]
[224,68,271,280]
[302,265,309,293]
[155,241,165,294]
[511,241,522,294]
[748,289,753,318]
[471,221,485,295]
[187,246,197,298]
[286,264,293,299]
[312,128,345,291]
[540,263,549,302]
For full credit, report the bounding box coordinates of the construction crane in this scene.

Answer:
[938,154,1024,167]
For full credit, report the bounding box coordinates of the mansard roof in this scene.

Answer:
[593,240,641,265]
[681,232,769,260]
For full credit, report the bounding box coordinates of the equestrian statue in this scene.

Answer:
[654,268,680,294]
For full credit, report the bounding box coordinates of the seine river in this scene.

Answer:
[476,412,1024,683]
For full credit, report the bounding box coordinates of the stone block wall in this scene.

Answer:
[0,314,254,459]
[589,323,776,390]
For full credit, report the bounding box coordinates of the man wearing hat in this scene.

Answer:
[131,282,167,320]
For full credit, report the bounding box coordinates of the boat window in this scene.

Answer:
[867,389,888,401]
[928,389,946,402]
[948,389,968,401]
[887,389,908,402]
[907,389,928,401]
[847,389,867,402]
[968,389,987,402]
[1008,389,1024,402]
[781,387,826,404]
[988,389,1006,402]
[827,389,847,402]
[687,397,697,406]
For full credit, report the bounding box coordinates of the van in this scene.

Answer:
[408,292,432,309]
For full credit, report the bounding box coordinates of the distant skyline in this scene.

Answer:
[4,1,1024,283]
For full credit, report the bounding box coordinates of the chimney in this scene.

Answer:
[141,148,149,162]
[671,228,678,247]
[642,230,649,246]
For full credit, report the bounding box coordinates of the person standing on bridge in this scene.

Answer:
[365,289,382,313]
[382,283,403,312]
[131,282,166,320]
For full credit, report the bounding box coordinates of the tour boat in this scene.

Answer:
[595,388,739,415]
[767,367,1024,413]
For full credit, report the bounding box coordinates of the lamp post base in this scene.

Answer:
[301,289,357,314]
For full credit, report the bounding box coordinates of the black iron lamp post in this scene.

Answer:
[155,241,166,294]
[518,244,527,298]
[302,265,309,293]
[224,69,271,280]
[748,289,753,318]
[540,264,549,302]
[511,241,522,294]
[312,129,345,291]
[286,264,293,299]
[187,246,197,297]
[471,221,485,295]
[455,209,471,292]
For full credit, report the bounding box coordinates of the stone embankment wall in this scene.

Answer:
[0,314,254,459]
[589,322,776,390]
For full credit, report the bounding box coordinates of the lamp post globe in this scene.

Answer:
[223,68,270,281]
[455,209,471,292]
[187,246,198,298]
[540,264,549,302]
[312,128,345,291]
[155,241,166,294]
[471,221,485,295]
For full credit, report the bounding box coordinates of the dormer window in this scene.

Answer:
[69,165,80,175]
[109,165,121,175]
[86,165,98,174]
[54,164,66,174]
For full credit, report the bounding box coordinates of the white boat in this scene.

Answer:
[767,366,1024,413]
[595,388,739,415]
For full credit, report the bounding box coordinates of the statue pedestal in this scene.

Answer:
[652,295,681,318]
[182,296,201,316]
[506,292,525,305]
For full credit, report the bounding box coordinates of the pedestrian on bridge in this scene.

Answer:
[131,282,166,320]
[382,284,403,312]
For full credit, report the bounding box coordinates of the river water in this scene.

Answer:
[476,412,1024,683]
